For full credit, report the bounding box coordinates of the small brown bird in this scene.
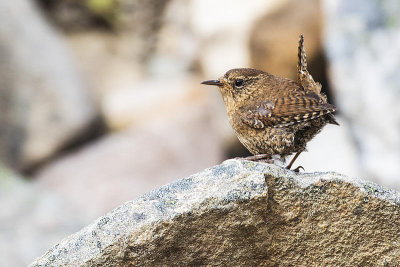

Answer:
[202,35,338,170]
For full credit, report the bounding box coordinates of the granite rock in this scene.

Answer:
[31,159,400,266]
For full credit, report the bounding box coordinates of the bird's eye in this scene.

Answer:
[234,79,244,87]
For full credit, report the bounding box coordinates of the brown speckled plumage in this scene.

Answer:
[202,35,338,165]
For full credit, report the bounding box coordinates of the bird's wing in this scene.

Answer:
[242,94,337,129]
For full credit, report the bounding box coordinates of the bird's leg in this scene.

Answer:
[286,151,304,172]
[241,153,273,163]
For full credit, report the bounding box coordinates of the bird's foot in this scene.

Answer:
[285,151,303,171]
[238,154,273,163]
[286,165,305,173]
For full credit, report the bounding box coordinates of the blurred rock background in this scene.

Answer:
[0,0,399,265]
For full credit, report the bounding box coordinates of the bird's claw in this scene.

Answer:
[292,166,304,173]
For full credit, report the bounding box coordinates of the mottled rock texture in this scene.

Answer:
[31,160,400,266]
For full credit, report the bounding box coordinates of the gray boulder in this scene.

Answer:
[0,0,99,171]
[30,159,400,266]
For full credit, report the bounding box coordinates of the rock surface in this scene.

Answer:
[31,159,400,266]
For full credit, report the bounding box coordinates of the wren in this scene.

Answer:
[201,35,338,170]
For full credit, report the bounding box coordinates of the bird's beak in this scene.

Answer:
[201,79,222,86]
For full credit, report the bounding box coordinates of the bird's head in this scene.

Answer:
[201,68,266,107]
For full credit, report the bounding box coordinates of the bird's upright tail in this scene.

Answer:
[297,34,322,94]
[297,34,307,77]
